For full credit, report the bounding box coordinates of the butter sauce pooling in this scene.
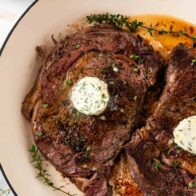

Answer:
[132,14,196,51]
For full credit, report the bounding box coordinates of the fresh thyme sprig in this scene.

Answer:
[0,188,10,196]
[86,13,196,45]
[29,145,76,196]
[87,13,143,32]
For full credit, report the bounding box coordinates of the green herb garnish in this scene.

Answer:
[147,24,154,36]
[71,108,81,118]
[191,59,196,65]
[63,79,73,88]
[66,79,73,86]
[173,142,182,151]
[159,29,168,35]
[192,36,196,41]
[178,30,186,36]
[29,145,75,196]
[130,54,143,64]
[153,159,162,170]
[36,131,44,137]
[42,104,48,109]
[180,140,184,146]
[74,42,81,49]
[188,181,196,189]
[87,14,143,32]
[0,188,10,196]
[102,94,108,100]
[86,13,196,43]
[84,145,91,159]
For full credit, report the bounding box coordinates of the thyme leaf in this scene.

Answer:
[147,25,154,36]
[188,181,196,189]
[29,145,76,196]
[191,59,196,65]
[66,79,73,86]
[36,131,44,137]
[0,188,10,196]
[153,159,163,170]
[159,29,168,35]
[130,54,143,64]
[42,104,48,109]
[84,145,91,159]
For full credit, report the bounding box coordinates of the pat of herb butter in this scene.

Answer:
[70,76,109,115]
[173,116,196,155]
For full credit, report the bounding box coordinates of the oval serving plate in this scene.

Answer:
[0,0,196,195]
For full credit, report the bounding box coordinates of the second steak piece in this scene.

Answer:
[126,44,196,196]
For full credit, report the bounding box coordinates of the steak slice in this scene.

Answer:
[22,24,163,196]
[126,44,196,196]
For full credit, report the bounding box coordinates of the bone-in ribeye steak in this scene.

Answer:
[22,24,163,196]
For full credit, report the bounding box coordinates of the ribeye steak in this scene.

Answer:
[22,24,163,195]
[126,44,196,196]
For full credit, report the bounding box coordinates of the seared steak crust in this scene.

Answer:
[22,24,163,195]
[126,44,196,196]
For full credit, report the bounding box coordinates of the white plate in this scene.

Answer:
[0,0,196,195]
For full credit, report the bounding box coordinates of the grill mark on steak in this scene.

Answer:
[125,44,196,196]
[22,24,163,196]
